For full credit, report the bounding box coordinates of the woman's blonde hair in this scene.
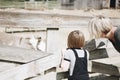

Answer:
[67,30,85,48]
[88,15,113,38]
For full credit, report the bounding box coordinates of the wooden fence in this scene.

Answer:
[0,45,58,80]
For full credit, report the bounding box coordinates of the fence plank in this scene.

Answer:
[0,53,57,80]
[0,45,51,63]
[92,56,120,76]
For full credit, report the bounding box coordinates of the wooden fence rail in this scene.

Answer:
[0,45,58,80]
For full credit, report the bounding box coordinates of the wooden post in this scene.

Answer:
[46,28,59,53]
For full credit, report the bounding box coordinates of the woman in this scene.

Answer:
[88,15,120,53]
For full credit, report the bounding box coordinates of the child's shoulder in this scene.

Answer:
[66,49,73,53]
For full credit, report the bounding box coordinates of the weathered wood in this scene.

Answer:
[84,39,109,60]
[89,73,119,80]
[0,32,21,47]
[5,27,46,33]
[28,67,56,80]
[91,56,120,76]
[0,62,20,73]
[0,53,57,80]
[84,39,108,51]
[0,31,47,51]
[106,47,120,57]
[57,71,68,80]
[57,72,120,80]
[0,45,51,63]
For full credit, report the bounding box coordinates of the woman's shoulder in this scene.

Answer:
[66,49,73,54]
[113,26,120,35]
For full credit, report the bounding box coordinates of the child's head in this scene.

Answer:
[88,15,113,38]
[67,30,85,48]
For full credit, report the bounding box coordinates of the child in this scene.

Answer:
[60,30,89,80]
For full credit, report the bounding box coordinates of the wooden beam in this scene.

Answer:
[0,62,20,73]
[84,39,109,60]
[28,67,56,80]
[0,54,58,80]
[89,73,119,80]
[5,27,46,33]
[57,71,68,80]
[57,72,120,80]
[91,56,120,76]
[0,45,51,63]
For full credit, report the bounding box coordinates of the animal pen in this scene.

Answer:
[0,0,120,80]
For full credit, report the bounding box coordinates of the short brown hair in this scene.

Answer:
[67,30,85,48]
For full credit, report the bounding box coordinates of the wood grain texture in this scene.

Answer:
[0,45,51,63]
